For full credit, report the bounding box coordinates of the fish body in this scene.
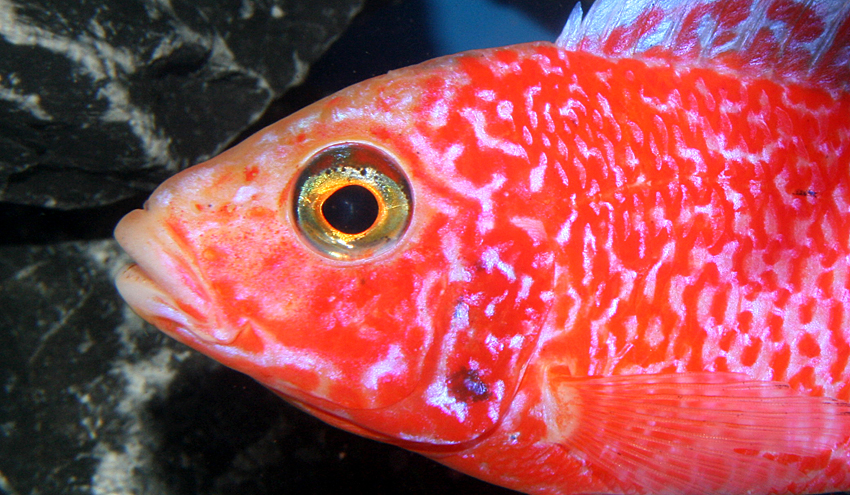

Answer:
[114,1,850,494]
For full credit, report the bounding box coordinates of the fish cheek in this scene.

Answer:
[287,260,435,409]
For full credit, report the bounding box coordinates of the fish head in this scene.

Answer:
[115,50,557,446]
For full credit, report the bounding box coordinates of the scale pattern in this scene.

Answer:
[387,42,850,493]
[400,42,850,397]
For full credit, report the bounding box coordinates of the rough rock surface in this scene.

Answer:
[0,0,362,209]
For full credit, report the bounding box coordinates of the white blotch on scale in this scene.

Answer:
[441,230,474,282]
[232,185,258,204]
[525,85,541,129]
[556,209,579,245]
[424,301,471,422]
[529,152,547,192]
[460,107,528,158]
[482,247,516,281]
[485,290,509,317]
[518,275,533,302]
[510,216,548,245]
[362,344,407,391]
[497,100,514,120]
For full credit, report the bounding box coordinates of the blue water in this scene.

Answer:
[425,0,561,54]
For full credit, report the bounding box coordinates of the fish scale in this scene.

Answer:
[417,44,850,393]
[113,0,850,493]
[405,45,850,493]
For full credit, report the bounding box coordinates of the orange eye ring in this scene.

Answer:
[293,143,412,261]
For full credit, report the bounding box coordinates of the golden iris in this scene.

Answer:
[293,143,412,261]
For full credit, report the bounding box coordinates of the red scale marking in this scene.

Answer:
[437,45,850,398]
[244,165,259,182]
[741,338,763,367]
[799,333,822,358]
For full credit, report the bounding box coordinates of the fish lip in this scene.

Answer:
[114,209,233,344]
[115,262,197,333]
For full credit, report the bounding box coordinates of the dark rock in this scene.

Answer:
[0,0,363,209]
[0,240,173,494]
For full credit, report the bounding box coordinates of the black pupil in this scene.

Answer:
[321,185,379,234]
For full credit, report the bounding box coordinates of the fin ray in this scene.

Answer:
[557,0,850,92]
[543,372,850,495]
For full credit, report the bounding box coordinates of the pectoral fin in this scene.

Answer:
[542,371,850,495]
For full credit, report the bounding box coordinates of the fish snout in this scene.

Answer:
[114,209,235,345]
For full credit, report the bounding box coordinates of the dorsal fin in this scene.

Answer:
[557,0,850,92]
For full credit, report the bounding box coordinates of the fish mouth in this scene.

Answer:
[114,208,235,344]
[115,262,197,335]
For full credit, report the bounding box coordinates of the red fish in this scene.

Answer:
[114,0,850,493]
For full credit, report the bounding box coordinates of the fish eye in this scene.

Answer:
[293,143,412,260]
